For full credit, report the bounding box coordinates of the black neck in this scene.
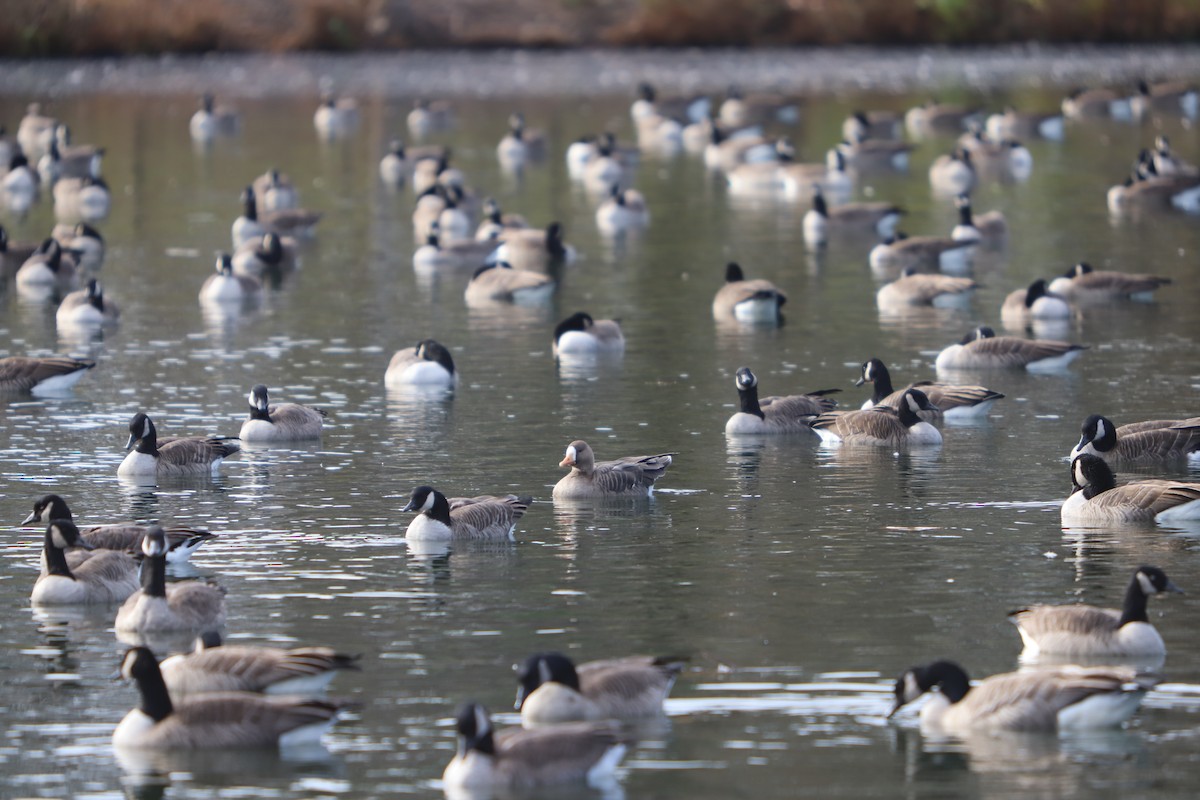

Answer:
[737,384,764,420]
[957,204,973,226]
[136,661,174,722]
[896,397,921,427]
[135,428,158,456]
[140,553,167,598]
[43,530,75,579]
[870,366,895,405]
[1119,575,1149,626]
[243,195,258,221]
[812,192,828,217]
[425,492,452,525]
[932,663,971,704]
[249,405,272,421]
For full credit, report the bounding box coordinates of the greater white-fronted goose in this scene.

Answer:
[725,367,839,435]
[515,652,686,726]
[552,440,674,500]
[239,384,325,443]
[400,486,531,541]
[1062,454,1200,524]
[809,388,942,447]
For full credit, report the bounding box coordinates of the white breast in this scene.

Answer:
[443,750,497,790]
[112,709,157,747]
[725,412,767,436]
[392,360,453,388]
[906,422,943,445]
[405,514,453,541]
[118,450,159,477]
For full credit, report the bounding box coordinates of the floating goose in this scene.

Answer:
[809,388,942,447]
[118,412,240,478]
[596,185,649,234]
[159,631,360,696]
[494,223,576,272]
[497,112,546,165]
[553,312,624,357]
[22,494,214,563]
[515,652,686,726]
[1062,87,1133,120]
[189,93,239,141]
[712,262,786,324]
[630,82,709,125]
[313,94,359,140]
[905,100,983,136]
[400,486,531,541]
[718,85,799,128]
[1000,278,1073,322]
[53,175,110,223]
[950,194,1007,245]
[929,148,977,195]
[869,234,974,275]
[385,339,457,389]
[17,102,57,157]
[16,238,77,290]
[841,110,902,142]
[1070,414,1200,464]
[725,367,840,435]
[31,521,139,605]
[552,440,674,500]
[464,261,555,306]
[802,185,902,247]
[475,197,527,241]
[115,527,227,634]
[0,355,93,394]
[855,358,1003,420]
[877,269,978,308]
[55,221,105,271]
[252,169,298,212]
[1130,79,1198,119]
[935,327,1086,372]
[1062,454,1200,524]
[407,98,453,134]
[57,279,119,328]
[239,384,325,443]
[985,107,1064,141]
[827,136,913,171]
[232,232,296,278]
[199,254,262,304]
[1047,262,1171,302]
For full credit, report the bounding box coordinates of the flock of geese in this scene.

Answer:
[1,73,1199,794]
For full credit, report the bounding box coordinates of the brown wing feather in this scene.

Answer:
[156,695,343,746]
[448,495,530,538]
[1009,605,1120,638]
[0,356,94,390]
[966,337,1079,367]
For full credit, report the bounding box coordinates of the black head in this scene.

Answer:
[855,358,887,387]
[899,388,938,420]
[1077,414,1117,453]
[1134,566,1182,597]
[401,485,438,513]
[637,82,656,102]
[125,412,155,452]
[454,702,495,756]
[215,253,233,275]
[1024,279,1049,307]
[889,660,970,718]
[414,339,455,375]
[75,222,103,243]
[811,185,828,215]
[119,646,161,683]
[724,262,745,283]
[201,93,215,112]
[0,225,7,252]
[86,278,104,309]
[1072,262,1093,277]
[141,526,168,559]
[514,652,582,710]
[961,326,994,344]
[1137,79,1151,96]
[853,110,869,125]
[248,384,271,415]
[1070,453,1117,497]
[9,152,28,171]
[24,493,71,525]
[735,366,758,391]
[554,312,595,343]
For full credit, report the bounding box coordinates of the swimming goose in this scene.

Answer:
[596,185,649,234]
[0,355,94,394]
[703,127,774,172]
[802,185,902,247]
[1009,566,1181,659]
[718,85,799,128]
[115,527,227,634]
[1047,262,1171,303]
[1130,79,1198,119]
[1070,414,1200,464]
[631,82,710,124]
[841,110,902,142]
[552,440,674,500]
[827,137,913,171]
[378,139,408,186]
[53,175,110,223]
[232,232,296,278]
[725,367,840,435]
[57,279,119,327]
[232,187,321,249]
[16,238,77,290]
[313,94,359,140]
[869,234,974,275]
[1062,454,1200,524]
[31,521,140,605]
[385,339,458,389]
[54,221,105,271]
[1062,87,1133,120]
[118,413,241,478]
[0,224,40,275]
[855,358,1003,420]
[712,262,787,324]
[904,100,983,136]
[581,143,625,189]
[52,124,103,178]
[414,226,498,273]
[496,112,546,164]
[411,153,462,196]
[1,152,39,212]
[515,652,686,725]
[22,494,215,563]
[889,660,1156,733]
[252,169,299,212]
[239,384,325,443]
[189,93,239,141]
[400,486,531,541]
[553,312,625,356]
[957,130,1033,180]
[929,148,977,195]
[37,138,63,185]
[935,327,1087,372]
[114,647,347,749]
[877,269,978,308]
[985,107,1065,141]
[475,197,528,241]
[950,194,1007,245]
[199,254,262,304]
[464,262,555,306]
[1000,279,1074,322]
[809,389,942,447]
[407,97,453,134]
[1148,136,1198,176]
[443,702,628,792]
[159,631,360,696]
[17,102,57,157]
[494,222,576,271]
[1107,168,1200,214]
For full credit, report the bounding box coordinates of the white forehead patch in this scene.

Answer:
[565,445,577,462]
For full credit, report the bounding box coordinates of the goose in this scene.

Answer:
[37,138,63,185]
[581,143,625,189]
[400,486,531,541]
[566,135,601,178]
[985,107,1065,141]
[1009,566,1182,659]
[2,152,39,211]
[114,646,348,749]
[385,339,457,389]
[929,148,977,195]
[950,194,1007,245]
[17,102,57,157]
[802,185,902,247]
[313,94,358,140]
[1148,135,1197,176]
[726,150,787,195]
[718,85,799,128]
[53,175,110,223]
[199,254,262,304]
[1000,279,1073,322]
[515,652,686,726]
[1062,87,1133,120]
[904,100,983,136]
[53,125,104,179]
[475,197,528,242]
[1062,454,1200,524]
[118,413,241,478]
[725,367,840,435]
[1070,414,1200,464]
[496,112,546,164]
[553,312,624,356]
[935,327,1087,372]
[634,111,685,154]
[877,269,978,308]
[553,440,674,500]
[781,147,853,202]
[0,126,14,168]
[712,262,786,324]
[0,355,94,394]
[31,521,140,605]
[1130,79,1199,119]
[443,702,628,792]
[827,137,913,171]
[412,186,453,241]
[239,384,325,443]
[464,262,555,306]
[232,232,296,278]
[0,224,40,275]
[57,279,119,327]
[15,238,77,290]
[596,185,649,234]
[957,130,1033,180]
[407,98,453,134]
[630,82,709,125]
[855,358,1003,420]
[1107,168,1200,214]
[889,660,1156,733]
[841,110,902,142]
[411,153,462,196]
[378,139,408,185]
[414,226,499,273]
[232,187,321,249]
[115,527,227,634]
[189,93,239,141]
[55,221,105,271]
[809,388,942,447]
[1048,262,1171,303]
[494,222,576,271]
[703,127,773,172]
[159,631,360,696]
[869,234,974,275]
[21,494,215,563]
[252,169,299,212]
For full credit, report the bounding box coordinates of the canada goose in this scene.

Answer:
[855,358,1003,420]
[877,269,978,308]
[232,187,321,249]
[809,389,942,447]
[0,224,40,276]
[631,82,710,124]
[412,186,452,241]
[802,186,902,247]
[725,367,840,435]
[37,138,62,185]
[889,660,1156,733]
[415,227,497,274]
[1009,566,1182,659]
[582,143,624,189]
[904,100,983,136]
[378,139,408,185]
[411,153,462,196]
[827,137,913,171]
[52,125,104,179]
[1000,279,1073,322]
[443,702,628,791]
[718,85,799,128]
[1062,454,1200,524]
[385,339,457,389]
[515,652,686,725]
[31,521,140,605]
[1148,135,1197,176]
[634,111,685,154]
[252,168,299,212]
[1062,87,1134,120]
[869,234,974,275]
[118,412,241,478]
[985,107,1065,141]
[935,327,1087,372]
[232,231,296,278]
[57,279,119,327]
[464,261,555,306]
[841,110,902,142]
[497,112,546,164]
[929,148,977,195]
[239,385,325,443]
[313,94,358,140]
[1047,262,1171,303]
[199,254,262,304]
[553,440,674,500]
[712,262,787,324]
[54,221,105,271]
[1070,414,1200,464]
[16,238,77,290]
[115,527,227,633]
[554,312,624,356]
[950,194,1007,245]
[407,98,453,134]
[726,157,786,195]
[566,135,601,178]
[957,130,1033,181]
[0,352,92,394]
[1130,79,1199,119]
[703,126,774,172]
[2,152,39,212]
[1107,168,1200,214]
[22,493,215,563]
[596,185,649,234]
[159,631,360,696]
[400,486,531,541]
[778,147,852,202]
[114,646,348,749]
[475,198,528,242]
[17,102,57,157]
[53,175,110,223]
[189,93,239,141]
[494,222,576,271]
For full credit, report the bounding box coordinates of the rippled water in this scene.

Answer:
[2,67,1200,800]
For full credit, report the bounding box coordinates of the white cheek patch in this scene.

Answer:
[473,705,490,738]
[51,527,70,549]
[865,363,875,381]
[1074,459,1087,488]
[907,394,921,413]
[247,389,257,408]
[904,672,921,703]
[1095,419,1108,441]
[421,491,436,512]
[143,536,167,557]
[1137,571,1156,596]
